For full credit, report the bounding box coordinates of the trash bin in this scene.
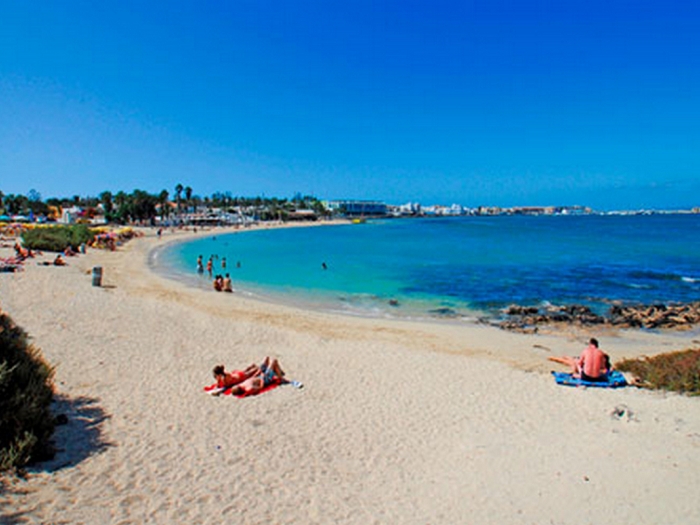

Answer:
[92,266,102,287]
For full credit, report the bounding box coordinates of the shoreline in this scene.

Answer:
[1,223,699,524]
[145,223,700,368]
[148,219,700,337]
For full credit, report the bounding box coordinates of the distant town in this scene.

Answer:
[0,187,698,227]
[331,201,700,218]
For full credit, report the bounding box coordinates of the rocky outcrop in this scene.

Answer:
[608,303,700,329]
[496,301,700,333]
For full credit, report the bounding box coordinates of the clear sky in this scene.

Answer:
[1,1,699,210]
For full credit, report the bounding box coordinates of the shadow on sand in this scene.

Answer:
[37,394,114,473]
[1,394,113,523]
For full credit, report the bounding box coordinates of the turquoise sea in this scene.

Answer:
[152,215,700,320]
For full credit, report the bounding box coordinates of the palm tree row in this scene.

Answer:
[0,186,330,224]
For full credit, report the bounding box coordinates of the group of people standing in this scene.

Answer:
[197,254,237,293]
[213,274,233,292]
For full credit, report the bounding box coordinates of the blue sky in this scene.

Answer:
[1,1,699,210]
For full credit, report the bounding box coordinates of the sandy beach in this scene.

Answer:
[1,225,700,525]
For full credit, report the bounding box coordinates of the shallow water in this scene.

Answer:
[153,215,700,320]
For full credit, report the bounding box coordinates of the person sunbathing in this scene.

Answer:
[13,242,33,260]
[549,338,611,380]
[210,363,259,395]
[228,357,289,396]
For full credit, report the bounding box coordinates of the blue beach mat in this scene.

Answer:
[552,370,628,388]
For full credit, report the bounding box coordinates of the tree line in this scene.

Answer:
[0,185,330,224]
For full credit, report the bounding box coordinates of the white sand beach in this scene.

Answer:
[1,225,700,525]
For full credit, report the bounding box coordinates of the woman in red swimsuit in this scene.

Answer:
[210,363,259,395]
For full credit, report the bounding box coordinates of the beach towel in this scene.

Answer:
[203,378,282,398]
[551,370,628,388]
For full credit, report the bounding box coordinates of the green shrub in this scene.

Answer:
[616,348,700,395]
[0,312,56,473]
[21,224,95,252]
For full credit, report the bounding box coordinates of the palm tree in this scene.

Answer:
[184,186,192,212]
[5,194,28,215]
[131,189,157,223]
[158,189,170,221]
[99,191,113,213]
[113,191,128,223]
[175,184,183,215]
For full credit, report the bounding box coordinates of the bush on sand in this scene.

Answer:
[21,224,94,252]
[616,348,700,395]
[0,311,56,474]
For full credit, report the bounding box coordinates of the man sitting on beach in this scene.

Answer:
[549,338,611,381]
[579,338,611,381]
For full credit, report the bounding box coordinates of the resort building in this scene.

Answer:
[420,204,465,216]
[393,202,421,216]
[327,200,388,217]
[58,206,83,224]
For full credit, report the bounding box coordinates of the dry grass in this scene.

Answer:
[616,348,700,395]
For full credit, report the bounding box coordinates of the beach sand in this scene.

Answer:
[1,226,699,524]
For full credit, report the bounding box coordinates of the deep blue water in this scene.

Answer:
[154,215,700,319]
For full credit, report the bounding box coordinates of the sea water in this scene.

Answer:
[153,215,700,320]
